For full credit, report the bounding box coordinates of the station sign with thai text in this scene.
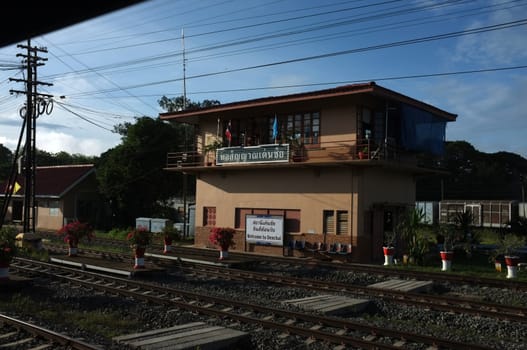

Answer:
[245,215,284,246]
[216,144,289,165]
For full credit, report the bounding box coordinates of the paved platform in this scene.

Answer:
[147,251,254,269]
[367,278,434,293]
[49,253,165,278]
[113,321,250,350]
[282,294,370,316]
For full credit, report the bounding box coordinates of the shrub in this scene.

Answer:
[57,220,94,245]
[0,226,17,264]
[209,227,236,250]
[126,227,152,248]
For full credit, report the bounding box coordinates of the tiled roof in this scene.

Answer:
[159,81,457,122]
[1,164,95,198]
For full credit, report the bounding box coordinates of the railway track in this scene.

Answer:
[176,261,527,323]
[11,257,497,350]
[38,231,527,291]
[0,313,103,350]
[40,241,527,322]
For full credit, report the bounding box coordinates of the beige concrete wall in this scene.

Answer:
[196,167,357,235]
[36,200,64,231]
[320,105,357,145]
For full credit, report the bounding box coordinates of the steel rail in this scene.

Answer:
[0,313,104,350]
[12,257,495,350]
[177,262,527,322]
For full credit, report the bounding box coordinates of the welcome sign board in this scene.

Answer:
[245,215,284,246]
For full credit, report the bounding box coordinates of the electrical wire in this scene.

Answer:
[63,18,527,98]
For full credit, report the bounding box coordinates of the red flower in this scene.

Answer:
[127,227,151,248]
[57,221,94,242]
[209,227,235,250]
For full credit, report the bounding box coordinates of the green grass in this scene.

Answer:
[389,249,527,281]
[0,293,140,338]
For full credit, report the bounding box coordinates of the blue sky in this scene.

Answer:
[0,0,526,157]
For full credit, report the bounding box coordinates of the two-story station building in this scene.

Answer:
[160,82,457,263]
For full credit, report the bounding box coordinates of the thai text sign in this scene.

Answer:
[216,144,289,165]
[245,215,284,246]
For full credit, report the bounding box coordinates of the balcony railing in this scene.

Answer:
[166,139,411,169]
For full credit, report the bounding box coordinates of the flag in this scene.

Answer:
[13,181,21,194]
[225,121,232,144]
[272,115,278,142]
[5,181,21,194]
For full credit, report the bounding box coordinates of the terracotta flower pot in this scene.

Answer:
[65,235,79,257]
[163,238,173,254]
[383,246,395,266]
[505,256,520,279]
[134,247,146,269]
[219,246,229,260]
[440,251,453,271]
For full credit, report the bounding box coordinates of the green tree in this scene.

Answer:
[158,95,220,112]
[0,144,13,181]
[96,116,193,227]
[36,149,97,166]
[417,140,527,201]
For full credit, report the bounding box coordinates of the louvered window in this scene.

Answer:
[336,211,348,235]
[323,210,335,234]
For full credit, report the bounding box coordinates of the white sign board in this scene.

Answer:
[245,215,284,246]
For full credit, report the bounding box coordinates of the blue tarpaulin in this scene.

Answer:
[400,104,447,155]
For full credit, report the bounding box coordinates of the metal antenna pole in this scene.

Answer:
[182,28,187,110]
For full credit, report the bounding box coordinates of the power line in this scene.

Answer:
[67,64,527,99]
[39,1,518,81]
[54,100,116,132]
[64,18,527,97]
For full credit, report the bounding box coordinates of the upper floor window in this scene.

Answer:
[284,112,320,145]
[225,112,320,147]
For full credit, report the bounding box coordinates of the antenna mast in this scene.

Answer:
[182,28,187,110]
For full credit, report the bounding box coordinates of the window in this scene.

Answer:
[323,210,335,234]
[49,201,60,217]
[285,112,320,145]
[336,211,348,235]
[203,207,216,226]
[323,210,349,235]
[235,208,300,233]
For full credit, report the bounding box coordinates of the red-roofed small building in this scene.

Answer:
[1,164,103,231]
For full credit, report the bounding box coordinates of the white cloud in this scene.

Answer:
[452,5,527,65]
[36,129,120,156]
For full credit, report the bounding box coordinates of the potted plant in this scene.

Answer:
[127,227,152,269]
[0,226,17,280]
[396,208,430,265]
[57,220,95,257]
[358,146,368,160]
[160,225,180,254]
[492,234,525,279]
[209,227,236,260]
[203,139,223,166]
[288,136,304,162]
[438,224,457,271]
[382,230,397,266]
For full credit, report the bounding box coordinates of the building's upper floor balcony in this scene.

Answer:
[165,138,424,171]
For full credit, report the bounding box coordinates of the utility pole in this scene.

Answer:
[181,28,188,237]
[9,39,53,233]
